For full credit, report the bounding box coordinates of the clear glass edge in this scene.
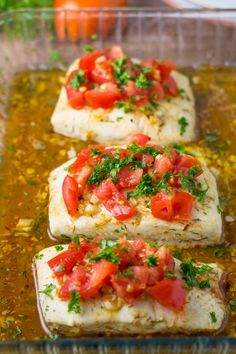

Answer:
[0,6,236,348]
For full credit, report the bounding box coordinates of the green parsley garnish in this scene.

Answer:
[146,254,158,267]
[164,271,176,279]
[210,311,217,323]
[229,300,236,311]
[204,134,219,143]
[178,88,186,97]
[35,253,43,260]
[100,239,118,249]
[89,247,120,264]
[199,279,210,289]
[217,204,223,214]
[122,269,134,278]
[12,326,22,338]
[90,148,102,157]
[178,116,189,136]
[68,291,80,314]
[180,259,212,289]
[136,72,152,89]
[112,55,130,86]
[39,283,56,300]
[172,251,182,260]
[178,171,208,204]
[55,245,64,251]
[83,45,93,53]
[146,241,159,249]
[213,248,225,257]
[70,70,86,90]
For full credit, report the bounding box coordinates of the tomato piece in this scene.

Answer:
[162,76,178,96]
[91,56,115,84]
[175,155,202,177]
[111,273,146,303]
[62,175,79,216]
[103,147,128,159]
[147,278,186,312]
[79,51,102,72]
[80,260,118,300]
[129,133,150,147]
[74,165,92,195]
[150,80,165,100]
[151,191,173,221]
[58,265,88,299]
[117,165,143,189]
[154,155,173,179]
[172,191,195,221]
[156,246,175,273]
[94,178,136,220]
[107,46,124,59]
[123,80,137,97]
[65,70,85,109]
[141,59,157,68]
[158,60,176,79]
[48,249,81,277]
[85,87,121,108]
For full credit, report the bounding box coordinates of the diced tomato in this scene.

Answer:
[150,80,165,100]
[111,273,145,303]
[175,155,202,177]
[147,278,186,312]
[154,155,173,179]
[141,59,157,68]
[94,178,136,221]
[162,76,178,96]
[80,260,118,300]
[158,60,176,79]
[91,56,115,84]
[103,147,128,159]
[117,165,143,189]
[169,149,181,165]
[151,191,173,221]
[65,70,85,109]
[74,165,92,194]
[123,80,136,97]
[62,175,79,216]
[107,46,124,59]
[69,145,104,174]
[79,50,102,72]
[85,86,121,108]
[138,153,154,165]
[48,249,81,277]
[129,133,150,147]
[172,191,195,221]
[58,265,87,299]
[156,246,175,273]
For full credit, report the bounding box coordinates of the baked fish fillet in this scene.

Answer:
[51,59,196,145]
[48,158,222,247]
[33,245,226,335]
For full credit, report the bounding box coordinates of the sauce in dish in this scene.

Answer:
[0,67,235,339]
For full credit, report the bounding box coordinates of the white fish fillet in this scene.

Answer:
[48,157,222,247]
[33,245,226,335]
[51,59,196,145]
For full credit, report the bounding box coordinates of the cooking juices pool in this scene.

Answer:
[0,68,235,340]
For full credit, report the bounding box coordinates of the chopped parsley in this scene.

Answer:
[178,116,189,136]
[39,283,56,300]
[89,247,120,264]
[210,311,217,323]
[122,269,134,278]
[178,88,186,97]
[136,72,153,89]
[180,259,212,289]
[12,325,22,338]
[83,45,93,53]
[112,56,130,86]
[72,235,81,246]
[164,271,176,279]
[213,248,225,257]
[70,70,86,90]
[90,148,102,157]
[204,134,219,143]
[146,254,158,267]
[100,239,118,249]
[146,241,159,249]
[172,251,182,260]
[217,204,223,214]
[55,245,64,251]
[229,300,236,311]
[178,171,208,203]
[35,253,43,260]
[199,279,210,289]
[68,291,80,314]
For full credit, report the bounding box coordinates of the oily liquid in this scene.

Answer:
[0,67,235,340]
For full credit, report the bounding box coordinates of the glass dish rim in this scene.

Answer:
[0,6,236,348]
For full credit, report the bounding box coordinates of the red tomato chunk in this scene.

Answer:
[48,237,186,312]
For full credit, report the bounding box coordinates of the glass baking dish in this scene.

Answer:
[0,7,236,353]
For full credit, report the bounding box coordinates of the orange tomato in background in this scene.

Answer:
[54,0,128,42]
